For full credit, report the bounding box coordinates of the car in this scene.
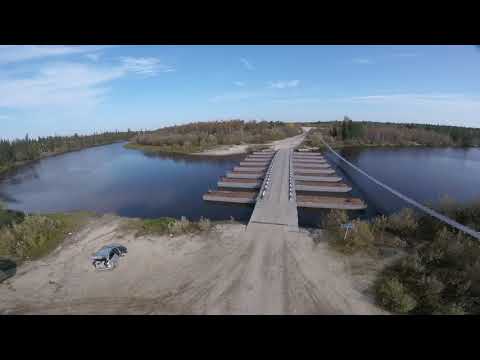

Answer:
[91,244,127,271]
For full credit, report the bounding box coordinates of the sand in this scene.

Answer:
[0,215,386,314]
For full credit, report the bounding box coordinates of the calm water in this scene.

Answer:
[0,143,253,222]
[1,143,479,227]
[298,146,480,226]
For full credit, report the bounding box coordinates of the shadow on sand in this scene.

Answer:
[0,258,17,283]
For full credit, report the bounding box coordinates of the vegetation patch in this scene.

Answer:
[322,198,480,314]
[122,216,213,237]
[128,120,301,154]
[0,211,93,264]
[304,117,480,149]
[323,210,376,255]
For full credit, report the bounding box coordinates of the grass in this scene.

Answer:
[121,216,213,238]
[0,211,93,263]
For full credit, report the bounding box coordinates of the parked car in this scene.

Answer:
[91,244,127,271]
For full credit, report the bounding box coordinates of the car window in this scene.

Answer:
[109,250,116,259]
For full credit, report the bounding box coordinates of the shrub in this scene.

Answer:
[336,219,375,254]
[322,209,348,232]
[0,212,91,261]
[198,217,212,232]
[375,276,417,314]
[375,222,480,314]
[126,216,213,237]
[0,208,25,229]
[325,213,375,254]
[128,217,177,237]
[385,208,418,238]
[169,216,191,235]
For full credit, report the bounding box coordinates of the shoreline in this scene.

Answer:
[0,213,386,314]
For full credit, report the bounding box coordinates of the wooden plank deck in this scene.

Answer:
[295,181,352,193]
[296,195,367,210]
[203,190,258,204]
[295,169,336,175]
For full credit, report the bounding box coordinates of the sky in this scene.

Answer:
[1,45,479,139]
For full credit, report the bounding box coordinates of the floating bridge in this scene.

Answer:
[203,148,367,231]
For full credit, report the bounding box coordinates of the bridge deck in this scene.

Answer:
[248,149,298,231]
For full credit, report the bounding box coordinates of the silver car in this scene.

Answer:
[91,244,127,271]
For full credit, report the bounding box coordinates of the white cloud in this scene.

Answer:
[352,58,373,64]
[120,57,174,76]
[0,62,124,108]
[240,58,254,70]
[269,80,300,89]
[0,45,107,65]
[234,81,245,87]
[0,54,175,109]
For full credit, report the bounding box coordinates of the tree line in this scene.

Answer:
[0,130,136,174]
[131,120,301,153]
[326,117,480,147]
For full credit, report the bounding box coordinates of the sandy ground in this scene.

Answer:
[193,129,310,156]
[0,215,386,314]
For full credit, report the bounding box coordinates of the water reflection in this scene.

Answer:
[0,142,252,222]
[1,143,479,227]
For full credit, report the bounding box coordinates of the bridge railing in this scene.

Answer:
[288,149,296,203]
[256,151,277,202]
[320,137,480,241]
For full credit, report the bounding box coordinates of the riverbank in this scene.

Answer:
[0,213,385,314]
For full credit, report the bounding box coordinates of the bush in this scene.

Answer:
[385,208,419,238]
[169,216,191,235]
[334,219,375,254]
[126,216,212,237]
[0,212,91,261]
[127,217,177,237]
[375,276,417,314]
[374,223,480,314]
[0,208,25,229]
[324,211,375,254]
[198,217,212,232]
[322,209,348,235]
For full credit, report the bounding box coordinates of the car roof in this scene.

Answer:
[100,243,125,250]
[93,244,123,257]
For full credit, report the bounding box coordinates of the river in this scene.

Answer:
[1,143,479,227]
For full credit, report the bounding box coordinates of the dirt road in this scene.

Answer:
[0,215,385,314]
[192,129,309,156]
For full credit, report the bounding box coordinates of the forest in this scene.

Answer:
[0,130,136,174]
[129,120,301,153]
[302,117,480,148]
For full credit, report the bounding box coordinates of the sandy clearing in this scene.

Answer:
[192,128,310,156]
[0,215,386,314]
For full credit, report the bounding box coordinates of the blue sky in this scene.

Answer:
[1,45,479,139]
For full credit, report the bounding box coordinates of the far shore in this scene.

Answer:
[125,128,311,157]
